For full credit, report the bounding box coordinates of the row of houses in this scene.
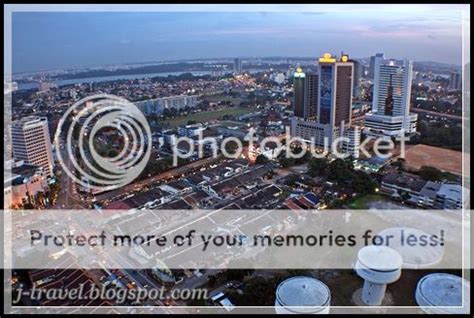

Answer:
[216,184,284,210]
[381,173,468,210]
[202,164,273,200]
[104,159,254,211]
[284,192,321,211]
[27,253,113,308]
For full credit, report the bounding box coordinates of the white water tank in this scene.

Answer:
[378,227,444,269]
[355,245,402,306]
[275,276,331,314]
[416,273,470,314]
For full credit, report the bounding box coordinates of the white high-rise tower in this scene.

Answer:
[364,58,418,138]
[11,116,55,177]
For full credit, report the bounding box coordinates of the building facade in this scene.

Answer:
[352,59,362,97]
[369,53,385,79]
[233,58,242,74]
[304,72,319,119]
[136,95,199,115]
[364,58,418,138]
[342,126,361,159]
[11,116,54,177]
[293,67,306,118]
[291,53,354,148]
[450,71,462,90]
[4,161,49,209]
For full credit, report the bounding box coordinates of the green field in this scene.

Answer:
[159,107,257,128]
[347,194,389,209]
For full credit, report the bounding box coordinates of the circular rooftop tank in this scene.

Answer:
[356,245,402,284]
[416,273,470,314]
[378,227,444,268]
[275,276,331,314]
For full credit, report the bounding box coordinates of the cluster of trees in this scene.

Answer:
[277,146,309,168]
[411,120,462,151]
[20,181,60,209]
[418,166,443,182]
[308,157,377,195]
[51,64,224,80]
[416,165,458,182]
[255,154,270,165]
[138,156,187,180]
[227,276,278,306]
[48,182,61,205]
[226,270,315,307]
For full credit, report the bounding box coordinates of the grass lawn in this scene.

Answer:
[159,107,257,128]
[347,194,389,209]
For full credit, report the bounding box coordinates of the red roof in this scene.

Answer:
[104,201,132,210]
[284,199,303,211]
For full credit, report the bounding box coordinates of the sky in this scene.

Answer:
[8,4,468,73]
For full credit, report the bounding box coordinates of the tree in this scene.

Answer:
[419,166,443,182]
[392,158,406,172]
[207,275,217,287]
[22,202,35,210]
[255,154,269,165]
[224,140,239,155]
[162,108,171,118]
[328,158,354,183]
[308,157,329,177]
[278,156,295,168]
[225,269,254,282]
[351,171,377,194]
[228,276,278,306]
[36,191,45,208]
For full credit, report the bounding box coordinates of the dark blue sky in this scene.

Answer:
[11,6,465,73]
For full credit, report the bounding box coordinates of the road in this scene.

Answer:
[53,141,91,209]
[412,107,464,120]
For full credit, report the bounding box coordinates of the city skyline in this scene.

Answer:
[9,4,467,73]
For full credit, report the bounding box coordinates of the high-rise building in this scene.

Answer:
[342,126,361,159]
[233,58,242,74]
[293,67,306,118]
[352,60,362,97]
[384,74,395,116]
[292,68,319,119]
[304,72,319,119]
[369,53,385,79]
[291,53,353,147]
[372,60,412,116]
[364,59,417,137]
[449,71,462,90]
[318,53,353,128]
[11,116,54,177]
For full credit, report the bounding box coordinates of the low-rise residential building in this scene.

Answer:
[381,172,468,210]
[435,183,467,210]
[136,95,199,115]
